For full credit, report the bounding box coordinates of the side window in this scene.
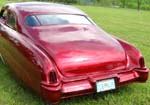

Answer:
[7,12,16,29]
[0,8,7,20]
[25,15,40,26]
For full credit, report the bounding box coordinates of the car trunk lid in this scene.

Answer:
[32,25,127,77]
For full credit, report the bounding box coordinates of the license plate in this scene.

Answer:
[96,78,115,93]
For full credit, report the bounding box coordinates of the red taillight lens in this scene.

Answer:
[49,71,57,84]
[139,57,145,68]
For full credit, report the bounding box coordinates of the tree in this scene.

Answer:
[137,0,141,10]
[121,0,126,8]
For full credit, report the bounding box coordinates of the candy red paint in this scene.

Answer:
[0,2,148,105]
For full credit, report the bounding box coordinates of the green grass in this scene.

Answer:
[0,4,150,105]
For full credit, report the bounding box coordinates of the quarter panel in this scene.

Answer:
[0,24,42,93]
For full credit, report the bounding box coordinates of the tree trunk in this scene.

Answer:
[122,0,126,8]
[137,0,141,11]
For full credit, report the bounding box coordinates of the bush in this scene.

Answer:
[126,2,137,9]
[141,4,150,10]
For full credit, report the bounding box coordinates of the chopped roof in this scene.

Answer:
[7,2,87,15]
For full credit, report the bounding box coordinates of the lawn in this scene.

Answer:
[0,3,150,105]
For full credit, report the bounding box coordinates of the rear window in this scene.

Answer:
[25,14,92,26]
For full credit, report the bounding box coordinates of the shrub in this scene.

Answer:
[141,4,150,10]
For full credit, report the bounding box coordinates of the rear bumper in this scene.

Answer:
[41,68,149,104]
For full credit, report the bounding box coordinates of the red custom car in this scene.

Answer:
[0,2,148,105]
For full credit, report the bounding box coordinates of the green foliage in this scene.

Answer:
[141,4,150,10]
[126,2,138,9]
[33,0,78,4]
[92,0,150,10]
[78,0,150,10]
[51,0,78,4]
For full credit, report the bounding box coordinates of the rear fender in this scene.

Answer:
[117,38,144,69]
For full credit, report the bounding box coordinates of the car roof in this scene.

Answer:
[6,2,87,16]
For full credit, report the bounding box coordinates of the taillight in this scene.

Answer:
[49,71,57,84]
[139,57,145,68]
